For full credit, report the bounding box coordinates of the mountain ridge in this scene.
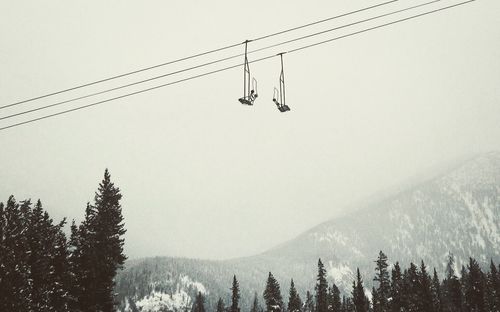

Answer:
[117,151,500,312]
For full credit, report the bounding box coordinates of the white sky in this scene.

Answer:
[1,0,499,260]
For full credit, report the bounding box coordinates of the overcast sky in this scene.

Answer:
[1,0,499,260]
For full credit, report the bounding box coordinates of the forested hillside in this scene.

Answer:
[117,152,500,311]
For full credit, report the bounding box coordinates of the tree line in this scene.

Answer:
[193,252,500,312]
[0,169,126,312]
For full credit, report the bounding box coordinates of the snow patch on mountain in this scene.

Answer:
[133,290,192,312]
[327,261,354,284]
[121,274,207,312]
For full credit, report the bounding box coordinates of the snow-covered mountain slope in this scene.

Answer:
[117,152,500,311]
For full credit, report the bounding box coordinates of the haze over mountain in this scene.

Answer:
[116,152,500,312]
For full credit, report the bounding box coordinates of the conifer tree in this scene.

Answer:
[231,275,240,312]
[351,268,368,312]
[404,263,420,311]
[92,169,127,311]
[486,260,500,311]
[329,284,341,312]
[251,293,260,312]
[431,268,443,312]
[288,279,302,312]
[390,262,403,312]
[464,257,486,312]
[442,253,462,312]
[371,287,380,312]
[341,296,354,312]
[0,196,31,311]
[316,259,329,312]
[217,297,225,312]
[70,203,99,311]
[0,202,5,311]
[373,251,390,312]
[68,170,126,312]
[192,292,206,312]
[264,272,283,312]
[26,199,50,311]
[304,291,315,312]
[68,220,84,311]
[418,260,434,312]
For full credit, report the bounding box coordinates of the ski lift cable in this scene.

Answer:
[249,0,443,55]
[0,0,476,132]
[0,0,445,122]
[286,0,475,54]
[1,0,398,111]
[252,0,398,41]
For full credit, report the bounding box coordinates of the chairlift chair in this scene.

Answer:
[272,53,290,112]
[238,40,258,106]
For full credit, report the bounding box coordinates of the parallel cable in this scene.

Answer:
[0,0,443,122]
[287,0,475,54]
[0,55,271,131]
[252,0,398,41]
[250,0,442,54]
[0,0,476,132]
[1,0,397,110]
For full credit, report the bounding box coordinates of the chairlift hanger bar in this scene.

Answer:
[0,0,477,132]
[1,0,397,110]
[0,0,445,122]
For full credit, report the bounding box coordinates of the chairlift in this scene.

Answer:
[238,40,258,106]
[272,53,290,112]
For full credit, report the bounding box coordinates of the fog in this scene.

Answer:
[1,0,499,260]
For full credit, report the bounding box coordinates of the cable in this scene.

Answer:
[0,0,443,122]
[250,0,442,54]
[1,0,397,110]
[0,53,243,121]
[252,0,398,41]
[0,0,475,132]
[0,55,272,131]
[286,0,475,54]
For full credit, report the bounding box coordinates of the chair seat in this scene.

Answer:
[239,98,253,105]
[278,105,290,112]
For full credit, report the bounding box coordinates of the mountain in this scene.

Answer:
[116,152,500,312]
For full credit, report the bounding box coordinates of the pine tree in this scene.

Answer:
[373,251,390,312]
[68,170,126,312]
[0,196,31,312]
[70,203,99,312]
[192,292,206,312]
[389,262,403,312]
[264,272,283,312]
[288,279,302,312]
[341,296,355,312]
[231,275,240,312]
[27,200,71,311]
[26,199,50,311]
[418,260,434,312]
[442,253,462,312]
[431,268,443,312]
[251,293,260,312]
[304,291,315,312]
[464,257,486,312]
[91,169,127,311]
[217,297,225,312]
[316,259,329,312]
[68,219,84,311]
[329,284,341,312]
[404,263,420,311]
[486,260,500,311]
[351,268,368,312]
[371,287,380,312]
[0,201,5,311]
[51,218,71,311]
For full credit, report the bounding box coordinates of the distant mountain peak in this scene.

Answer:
[117,152,500,311]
